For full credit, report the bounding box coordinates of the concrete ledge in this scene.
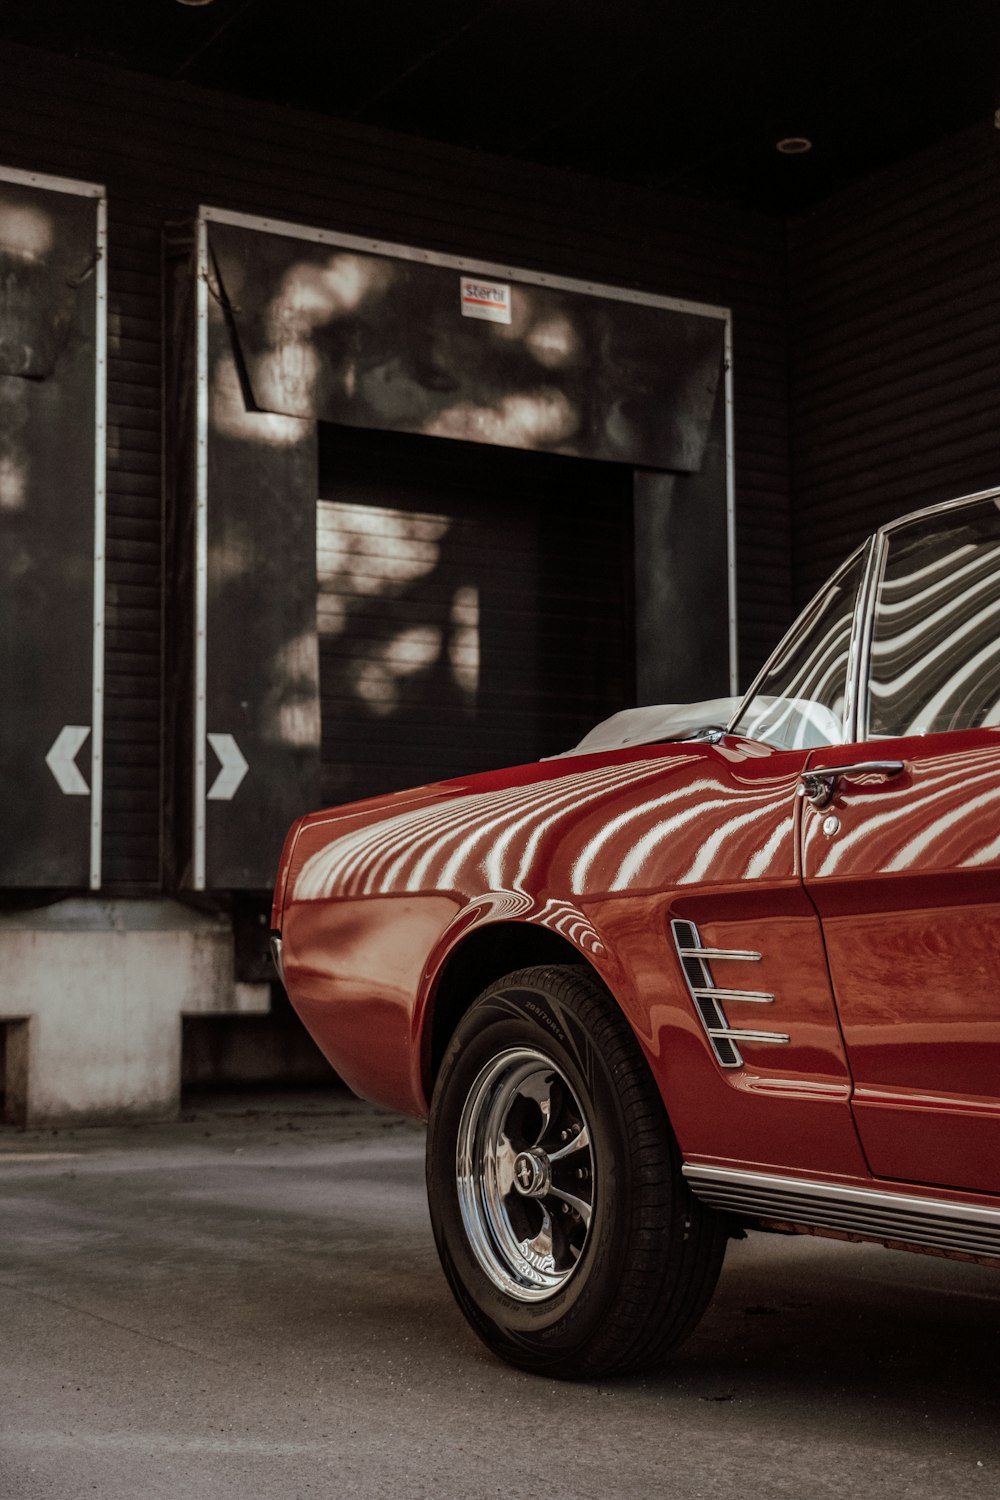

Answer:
[0,899,270,1125]
[0,899,232,933]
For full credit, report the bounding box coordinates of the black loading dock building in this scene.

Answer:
[0,9,998,1122]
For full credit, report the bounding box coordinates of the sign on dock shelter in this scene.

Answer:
[459,276,511,324]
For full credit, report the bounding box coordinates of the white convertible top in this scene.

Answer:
[558,698,744,757]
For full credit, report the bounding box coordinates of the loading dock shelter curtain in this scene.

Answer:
[202,287,320,890]
[179,211,731,891]
[0,171,103,887]
[207,221,725,474]
[165,222,320,893]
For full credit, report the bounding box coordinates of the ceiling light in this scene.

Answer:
[176,0,216,7]
[776,137,813,155]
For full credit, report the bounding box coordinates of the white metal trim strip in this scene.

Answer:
[0,164,104,198]
[90,192,108,890]
[194,217,210,890]
[200,204,731,322]
[723,315,737,692]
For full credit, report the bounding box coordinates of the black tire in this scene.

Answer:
[426,963,728,1378]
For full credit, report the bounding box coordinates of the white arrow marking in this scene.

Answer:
[207,732,249,801]
[46,725,91,796]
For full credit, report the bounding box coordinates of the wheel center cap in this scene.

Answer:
[513,1150,549,1197]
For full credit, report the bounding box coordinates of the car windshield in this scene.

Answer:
[729,546,868,750]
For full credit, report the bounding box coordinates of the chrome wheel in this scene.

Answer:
[429,967,728,1375]
[455,1047,596,1302]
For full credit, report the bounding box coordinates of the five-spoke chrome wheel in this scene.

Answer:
[427,966,728,1376]
[455,1047,595,1301]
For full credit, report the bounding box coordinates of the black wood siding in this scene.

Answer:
[788,121,1000,602]
[0,41,791,888]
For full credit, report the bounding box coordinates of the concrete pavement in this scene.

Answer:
[2,1089,1000,1498]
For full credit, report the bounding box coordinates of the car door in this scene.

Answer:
[690,539,876,1176]
[801,495,1000,1195]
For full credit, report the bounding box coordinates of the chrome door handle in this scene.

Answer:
[798,760,906,809]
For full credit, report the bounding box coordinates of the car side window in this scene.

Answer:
[866,500,1000,738]
[731,549,867,750]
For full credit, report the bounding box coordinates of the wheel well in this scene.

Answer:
[426,923,589,1090]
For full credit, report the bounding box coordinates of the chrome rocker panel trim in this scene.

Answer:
[683,1164,1000,1260]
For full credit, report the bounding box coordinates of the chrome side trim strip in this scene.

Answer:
[842,534,878,743]
[677,946,761,963]
[693,986,775,1005]
[683,1165,1000,1259]
[853,528,886,741]
[671,919,787,1068]
[706,1027,790,1045]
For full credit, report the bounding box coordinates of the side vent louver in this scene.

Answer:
[671,919,788,1069]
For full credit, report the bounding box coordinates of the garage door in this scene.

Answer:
[317,424,634,806]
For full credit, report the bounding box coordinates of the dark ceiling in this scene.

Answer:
[2,0,999,213]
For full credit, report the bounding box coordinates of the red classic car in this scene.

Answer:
[271,488,1000,1378]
